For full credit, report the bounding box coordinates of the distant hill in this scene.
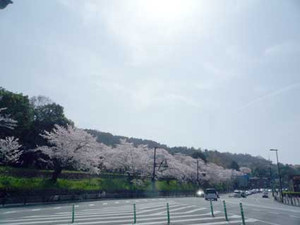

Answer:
[86,129,271,171]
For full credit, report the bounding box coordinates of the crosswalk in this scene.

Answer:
[0,199,259,225]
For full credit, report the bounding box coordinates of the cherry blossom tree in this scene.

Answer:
[173,154,207,183]
[36,124,105,182]
[0,136,22,165]
[153,149,191,182]
[103,140,152,178]
[102,142,241,186]
[240,167,252,174]
[0,108,17,129]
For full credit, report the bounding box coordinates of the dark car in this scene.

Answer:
[241,191,247,198]
[262,191,269,198]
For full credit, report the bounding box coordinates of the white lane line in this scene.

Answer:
[153,205,195,215]
[3,211,17,214]
[0,214,243,225]
[126,200,130,203]
[75,205,79,208]
[115,201,119,204]
[53,207,61,209]
[181,207,207,214]
[31,209,41,212]
[256,220,282,225]
[89,204,95,207]
[56,203,171,217]
[290,215,300,218]
[102,202,107,205]
[131,218,258,225]
[0,211,206,223]
[225,200,300,213]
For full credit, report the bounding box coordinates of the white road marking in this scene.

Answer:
[3,211,17,214]
[31,209,41,212]
[88,204,95,207]
[290,215,300,218]
[102,202,107,205]
[256,220,282,225]
[0,213,255,225]
[181,207,207,214]
[53,207,61,209]
[226,200,300,213]
[115,201,119,204]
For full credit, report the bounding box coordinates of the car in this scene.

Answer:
[233,190,242,198]
[241,191,247,198]
[196,189,204,197]
[204,188,218,201]
[262,191,269,198]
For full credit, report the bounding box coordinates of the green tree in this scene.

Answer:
[229,161,240,171]
[191,151,207,163]
[0,87,34,143]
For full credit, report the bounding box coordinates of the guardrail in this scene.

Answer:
[274,193,300,207]
[0,190,196,207]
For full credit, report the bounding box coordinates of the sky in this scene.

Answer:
[0,0,300,164]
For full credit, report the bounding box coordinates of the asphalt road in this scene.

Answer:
[0,194,299,224]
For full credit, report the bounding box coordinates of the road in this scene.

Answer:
[0,194,299,224]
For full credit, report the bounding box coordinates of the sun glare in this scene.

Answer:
[136,0,194,22]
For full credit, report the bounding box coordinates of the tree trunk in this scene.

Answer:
[51,167,62,183]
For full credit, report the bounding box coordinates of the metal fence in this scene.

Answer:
[0,190,196,207]
[274,193,300,207]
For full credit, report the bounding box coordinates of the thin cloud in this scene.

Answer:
[236,82,300,112]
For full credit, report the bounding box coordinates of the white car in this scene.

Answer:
[233,190,242,198]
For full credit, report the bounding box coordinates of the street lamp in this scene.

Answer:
[270,149,283,202]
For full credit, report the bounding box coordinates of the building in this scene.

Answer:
[290,175,300,192]
[249,177,270,189]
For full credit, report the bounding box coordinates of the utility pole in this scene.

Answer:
[152,147,157,193]
[268,159,274,197]
[196,159,199,184]
[270,149,283,202]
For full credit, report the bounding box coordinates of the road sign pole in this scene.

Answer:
[223,200,228,221]
[240,202,246,225]
[71,204,75,223]
[210,200,214,217]
[133,203,136,224]
[167,203,170,224]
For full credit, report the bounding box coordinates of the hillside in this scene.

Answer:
[87,129,300,182]
[86,129,269,169]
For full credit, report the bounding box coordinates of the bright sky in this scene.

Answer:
[1,0,300,164]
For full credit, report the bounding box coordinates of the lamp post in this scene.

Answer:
[269,162,274,197]
[270,149,283,202]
